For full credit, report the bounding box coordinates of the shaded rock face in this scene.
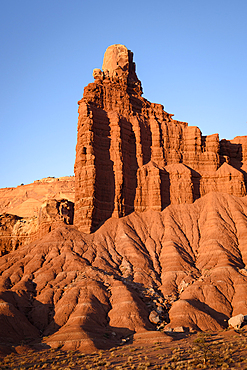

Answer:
[74,44,247,233]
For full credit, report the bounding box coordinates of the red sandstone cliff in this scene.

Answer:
[74,44,247,233]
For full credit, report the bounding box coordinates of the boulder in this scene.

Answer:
[149,310,160,325]
[173,326,187,333]
[228,314,245,329]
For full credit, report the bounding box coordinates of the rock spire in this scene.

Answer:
[74,44,247,233]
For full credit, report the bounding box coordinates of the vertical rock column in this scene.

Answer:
[74,102,96,233]
[74,44,143,233]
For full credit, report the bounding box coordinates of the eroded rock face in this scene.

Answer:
[1,192,247,351]
[0,214,37,256]
[38,198,74,235]
[102,44,132,78]
[0,177,75,255]
[74,44,247,233]
[0,176,75,217]
[0,199,74,256]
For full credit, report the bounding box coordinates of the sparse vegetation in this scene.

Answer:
[2,328,247,369]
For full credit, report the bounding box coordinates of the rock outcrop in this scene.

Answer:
[228,314,246,329]
[0,177,75,255]
[0,199,74,256]
[0,176,75,217]
[74,44,247,233]
[0,213,38,256]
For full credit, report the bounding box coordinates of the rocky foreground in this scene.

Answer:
[0,44,247,354]
[2,328,247,369]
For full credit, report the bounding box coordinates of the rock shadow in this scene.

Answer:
[0,286,57,349]
[160,168,170,210]
[220,140,243,169]
[140,118,152,166]
[185,166,201,202]
[220,140,247,192]
[185,299,229,329]
[92,107,115,231]
[120,117,138,216]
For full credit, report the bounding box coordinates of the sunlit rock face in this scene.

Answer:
[0,177,75,255]
[74,44,247,233]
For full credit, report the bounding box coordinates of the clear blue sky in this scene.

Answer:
[0,0,246,188]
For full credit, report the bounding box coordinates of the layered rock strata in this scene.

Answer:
[1,192,247,351]
[0,176,75,217]
[0,199,74,256]
[0,177,75,255]
[74,44,247,233]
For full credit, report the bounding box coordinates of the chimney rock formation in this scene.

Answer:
[74,44,247,233]
[1,45,247,352]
